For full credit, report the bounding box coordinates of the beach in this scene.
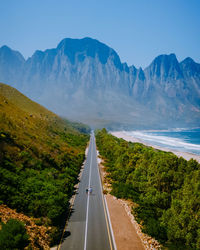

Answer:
[111,131,200,163]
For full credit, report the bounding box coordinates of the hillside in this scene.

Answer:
[0,83,90,248]
[0,38,200,129]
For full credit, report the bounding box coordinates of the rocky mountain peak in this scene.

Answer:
[56,37,123,70]
[0,45,25,63]
[0,45,25,87]
[31,50,45,60]
[145,53,183,80]
[180,57,200,77]
[137,67,145,81]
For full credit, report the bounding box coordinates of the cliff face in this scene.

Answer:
[0,37,200,128]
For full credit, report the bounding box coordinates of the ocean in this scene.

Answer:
[124,128,200,156]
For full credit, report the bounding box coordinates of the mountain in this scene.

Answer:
[0,38,200,129]
[0,46,25,88]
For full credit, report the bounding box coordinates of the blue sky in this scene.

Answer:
[0,0,199,68]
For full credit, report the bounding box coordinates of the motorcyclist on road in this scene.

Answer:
[86,187,92,194]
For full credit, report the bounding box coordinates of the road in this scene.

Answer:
[59,132,115,250]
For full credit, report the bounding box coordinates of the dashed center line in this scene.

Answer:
[84,136,93,250]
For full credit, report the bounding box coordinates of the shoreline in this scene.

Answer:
[111,131,200,163]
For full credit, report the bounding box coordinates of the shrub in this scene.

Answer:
[0,219,29,250]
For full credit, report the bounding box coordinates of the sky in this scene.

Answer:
[0,0,200,68]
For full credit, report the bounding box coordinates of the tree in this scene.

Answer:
[0,219,29,250]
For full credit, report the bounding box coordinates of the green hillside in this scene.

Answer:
[0,83,90,247]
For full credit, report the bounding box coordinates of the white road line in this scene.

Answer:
[84,135,93,250]
[57,145,90,250]
[104,196,117,250]
[95,138,117,250]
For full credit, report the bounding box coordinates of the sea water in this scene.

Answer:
[124,128,200,155]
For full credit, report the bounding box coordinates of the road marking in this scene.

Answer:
[102,191,113,250]
[57,134,116,250]
[57,184,77,250]
[84,136,93,250]
[104,196,117,250]
[57,144,90,250]
[95,141,114,250]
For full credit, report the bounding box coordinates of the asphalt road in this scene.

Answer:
[59,132,115,250]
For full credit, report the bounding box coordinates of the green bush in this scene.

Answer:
[0,219,29,250]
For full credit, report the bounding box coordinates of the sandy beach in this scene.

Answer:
[111,131,200,163]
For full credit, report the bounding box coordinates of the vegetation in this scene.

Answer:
[96,129,200,249]
[0,219,29,250]
[0,83,90,246]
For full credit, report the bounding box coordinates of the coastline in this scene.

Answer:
[111,131,200,163]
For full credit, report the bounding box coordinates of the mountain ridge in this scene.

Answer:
[1,39,200,71]
[0,37,200,129]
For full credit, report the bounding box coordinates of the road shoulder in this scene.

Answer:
[105,194,144,250]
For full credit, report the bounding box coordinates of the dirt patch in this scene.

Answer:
[106,195,161,250]
[106,194,144,250]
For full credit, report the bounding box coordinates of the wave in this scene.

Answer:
[124,131,200,154]
[127,127,200,133]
